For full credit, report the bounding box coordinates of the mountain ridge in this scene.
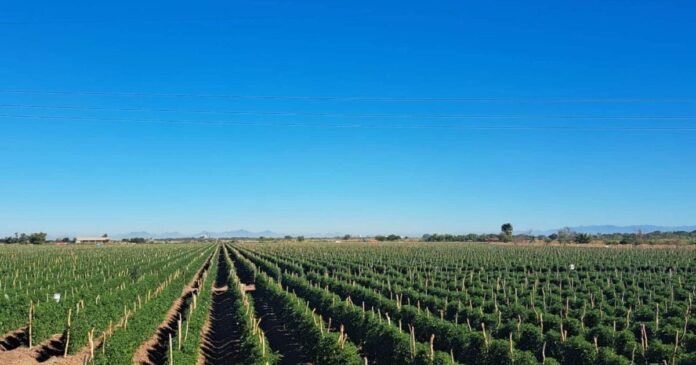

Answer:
[535,225,696,235]
[110,229,284,239]
[30,224,696,240]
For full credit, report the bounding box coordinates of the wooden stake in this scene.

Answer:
[430,334,435,362]
[409,325,416,359]
[64,308,72,357]
[178,317,182,351]
[89,328,94,360]
[542,342,546,364]
[261,334,266,356]
[28,301,34,348]
[169,334,173,365]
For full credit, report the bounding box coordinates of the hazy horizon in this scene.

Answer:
[4,223,696,240]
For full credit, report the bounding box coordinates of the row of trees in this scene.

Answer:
[591,230,696,245]
[423,223,517,243]
[522,228,696,245]
[548,227,592,243]
[0,232,48,244]
[121,237,147,243]
[423,233,500,242]
[422,230,594,244]
[375,234,402,241]
[422,223,696,245]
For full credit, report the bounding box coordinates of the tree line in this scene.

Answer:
[422,223,696,245]
[0,232,48,244]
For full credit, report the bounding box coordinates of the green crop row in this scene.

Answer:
[62,245,213,353]
[91,246,213,364]
[235,242,696,365]
[169,247,218,364]
[230,246,364,364]
[235,245,465,365]
[221,244,278,364]
[0,244,204,339]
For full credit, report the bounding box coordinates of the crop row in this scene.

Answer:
[92,245,215,364]
[234,245,465,364]
[229,244,365,364]
[235,242,696,365]
[0,244,204,341]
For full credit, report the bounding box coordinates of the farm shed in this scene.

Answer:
[75,236,110,244]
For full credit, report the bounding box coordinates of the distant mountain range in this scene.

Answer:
[537,225,696,235]
[32,224,696,241]
[110,229,283,239]
[113,225,696,239]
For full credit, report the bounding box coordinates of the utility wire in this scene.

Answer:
[2,90,696,103]
[0,104,694,120]
[0,16,306,26]
[2,114,696,131]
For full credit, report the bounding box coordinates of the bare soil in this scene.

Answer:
[232,251,312,365]
[0,327,28,351]
[0,333,87,365]
[199,249,244,365]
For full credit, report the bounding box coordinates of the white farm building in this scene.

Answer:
[75,236,110,244]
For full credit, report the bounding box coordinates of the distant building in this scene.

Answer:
[76,236,109,244]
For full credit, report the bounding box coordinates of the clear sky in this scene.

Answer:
[1,1,695,237]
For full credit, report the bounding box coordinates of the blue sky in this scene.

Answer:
[1,1,695,236]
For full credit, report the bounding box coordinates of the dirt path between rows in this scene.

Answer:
[199,248,244,365]
[231,250,312,365]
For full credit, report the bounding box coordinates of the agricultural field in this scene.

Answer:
[0,242,695,365]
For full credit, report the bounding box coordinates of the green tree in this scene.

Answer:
[558,227,575,245]
[28,232,47,244]
[501,223,513,242]
[575,233,592,244]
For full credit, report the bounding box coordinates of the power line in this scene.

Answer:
[2,90,696,103]
[0,103,694,120]
[2,114,696,131]
[0,16,308,26]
